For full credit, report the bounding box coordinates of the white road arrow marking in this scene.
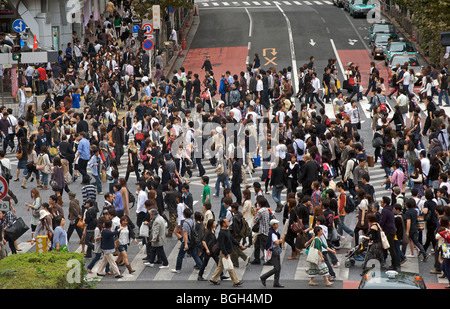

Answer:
[309,39,316,46]
[348,39,358,45]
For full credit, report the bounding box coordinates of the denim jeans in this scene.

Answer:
[215,173,231,196]
[337,215,354,237]
[175,242,203,271]
[87,252,110,272]
[439,89,449,105]
[41,172,49,186]
[409,231,427,256]
[272,186,282,204]
[92,174,102,193]
[394,239,406,263]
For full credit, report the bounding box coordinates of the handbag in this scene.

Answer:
[306,237,321,265]
[4,217,30,242]
[222,256,234,271]
[76,218,85,230]
[139,223,149,237]
[290,210,304,234]
[377,224,390,249]
[135,132,144,141]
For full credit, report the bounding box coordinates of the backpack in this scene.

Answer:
[344,193,356,213]
[223,79,230,92]
[239,216,252,238]
[187,220,201,247]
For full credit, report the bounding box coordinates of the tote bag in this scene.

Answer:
[306,237,321,265]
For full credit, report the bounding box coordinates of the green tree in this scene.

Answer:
[131,0,193,21]
[391,0,450,64]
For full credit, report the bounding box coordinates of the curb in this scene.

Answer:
[380,11,431,67]
[161,10,200,80]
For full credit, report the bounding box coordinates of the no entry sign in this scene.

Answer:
[142,39,153,51]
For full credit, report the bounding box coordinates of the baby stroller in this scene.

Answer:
[344,237,371,268]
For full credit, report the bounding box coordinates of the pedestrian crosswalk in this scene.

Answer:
[197,0,334,7]
[8,152,447,285]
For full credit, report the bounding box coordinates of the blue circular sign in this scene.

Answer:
[12,19,26,33]
[132,25,140,33]
[168,6,175,13]
[142,39,153,51]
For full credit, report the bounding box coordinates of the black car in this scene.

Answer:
[370,33,399,59]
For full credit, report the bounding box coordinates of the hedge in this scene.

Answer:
[0,251,92,289]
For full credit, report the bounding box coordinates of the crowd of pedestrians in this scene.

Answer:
[0,0,449,289]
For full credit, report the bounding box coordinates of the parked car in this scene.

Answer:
[348,0,375,17]
[358,269,427,289]
[368,22,397,41]
[370,33,399,59]
[384,39,418,65]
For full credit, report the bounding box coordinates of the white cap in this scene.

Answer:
[270,219,279,226]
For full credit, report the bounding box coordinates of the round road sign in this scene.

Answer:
[142,23,153,35]
[142,39,153,51]
[0,176,8,200]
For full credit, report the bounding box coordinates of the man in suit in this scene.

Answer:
[144,208,169,268]
[298,154,319,196]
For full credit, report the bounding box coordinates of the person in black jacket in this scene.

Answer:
[270,158,286,212]
[59,134,75,177]
[299,154,319,196]
[83,199,98,258]
[209,218,244,287]
[231,156,243,204]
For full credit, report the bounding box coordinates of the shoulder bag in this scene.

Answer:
[306,237,321,265]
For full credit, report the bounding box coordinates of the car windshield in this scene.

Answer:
[375,36,391,44]
[354,0,370,5]
[390,42,415,53]
[391,57,419,67]
[373,24,395,33]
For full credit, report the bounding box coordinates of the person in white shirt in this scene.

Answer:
[230,105,242,123]
[17,84,27,119]
[309,72,323,108]
[136,182,148,230]
[169,28,178,47]
[349,100,360,129]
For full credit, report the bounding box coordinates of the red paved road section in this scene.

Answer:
[337,49,390,86]
[181,46,248,79]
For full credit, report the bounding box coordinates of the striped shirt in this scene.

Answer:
[82,184,97,205]
[254,207,270,236]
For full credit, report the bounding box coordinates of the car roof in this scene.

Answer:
[359,270,426,289]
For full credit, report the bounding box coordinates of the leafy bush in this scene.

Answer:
[0,252,91,289]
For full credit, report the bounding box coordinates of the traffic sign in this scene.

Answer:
[142,39,153,51]
[168,6,175,13]
[142,23,153,35]
[0,201,9,212]
[12,19,26,33]
[132,25,140,33]
[0,176,8,200]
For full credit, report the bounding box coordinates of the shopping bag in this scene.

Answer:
[139,223,149,237]
[253,155,261,167]
[222,256,234,271]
